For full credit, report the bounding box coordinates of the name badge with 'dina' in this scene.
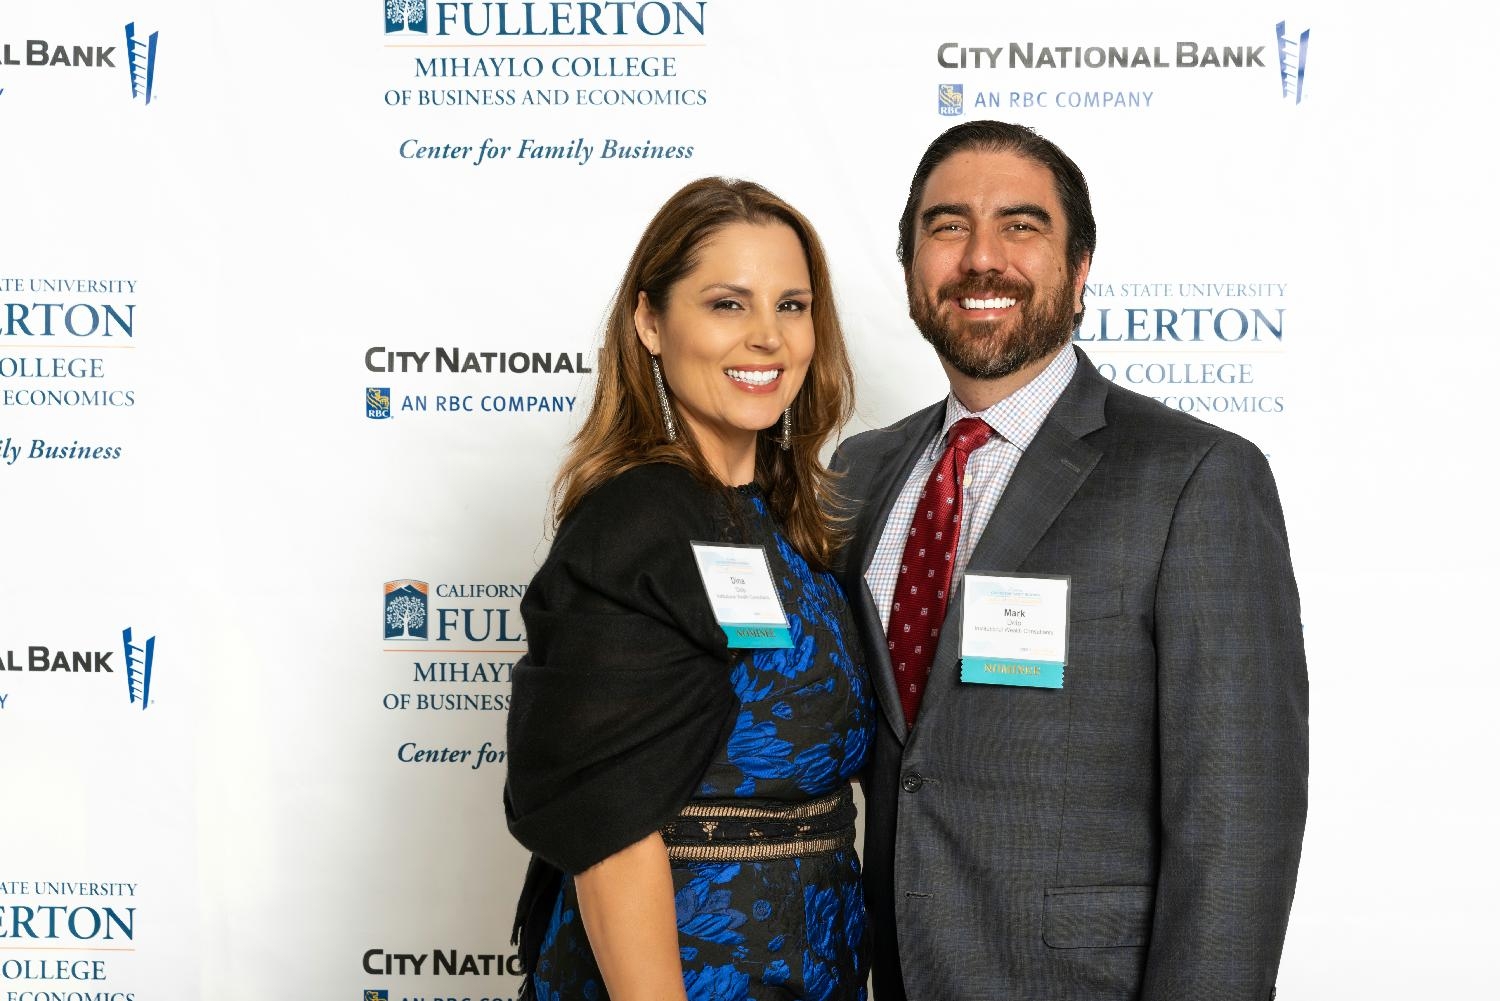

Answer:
[690,542,793,649]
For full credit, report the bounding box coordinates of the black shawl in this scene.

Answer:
[505,463,745,981]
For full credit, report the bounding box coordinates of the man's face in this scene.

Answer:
[906,148,1090,381]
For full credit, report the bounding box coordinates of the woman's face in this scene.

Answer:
[635,221,815,471]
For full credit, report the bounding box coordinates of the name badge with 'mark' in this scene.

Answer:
[959,573,1070,689]
[690,542,793,649]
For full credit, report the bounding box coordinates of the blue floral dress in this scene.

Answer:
[531,489,873,1001]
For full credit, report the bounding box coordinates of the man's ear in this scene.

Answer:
[1072,252,1092,314]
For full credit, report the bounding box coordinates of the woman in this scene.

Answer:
[505,177,871,1001]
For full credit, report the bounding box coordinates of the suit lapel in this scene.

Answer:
[964,348,1110,576]
[914,349,1111,731]
[845,403,945,748]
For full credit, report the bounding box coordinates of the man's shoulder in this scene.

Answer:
[834,402,943,465]
[1094,377,1272,482]
[1097,375,1248,445]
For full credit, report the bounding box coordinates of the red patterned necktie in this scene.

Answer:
[888,417,995,729]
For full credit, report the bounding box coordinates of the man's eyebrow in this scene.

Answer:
[920,203,970,229]
[920,202,1055,229]
[997,202,1053,226]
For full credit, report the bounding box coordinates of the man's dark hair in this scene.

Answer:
[897,121,1097,273]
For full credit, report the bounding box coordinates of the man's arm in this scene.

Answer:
[1140,435,1309,1001]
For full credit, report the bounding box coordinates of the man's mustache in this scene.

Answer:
[936,275,1032,301]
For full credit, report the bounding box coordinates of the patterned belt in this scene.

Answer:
[659,786,856,862]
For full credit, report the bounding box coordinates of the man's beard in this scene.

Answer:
[907,269,1077,381]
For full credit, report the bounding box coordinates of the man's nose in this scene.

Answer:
[961,226,1006,275]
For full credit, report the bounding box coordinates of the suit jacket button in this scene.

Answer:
[901,772,924,793]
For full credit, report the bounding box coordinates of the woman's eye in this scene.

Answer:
[712,299,743,311]
[778,300,809,313]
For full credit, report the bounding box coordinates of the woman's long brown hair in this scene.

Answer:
[553,177,855,570]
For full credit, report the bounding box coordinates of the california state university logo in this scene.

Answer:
[384,580,429,640]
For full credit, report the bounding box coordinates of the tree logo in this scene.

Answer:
[385,0,428,34]
[384,580,429,640]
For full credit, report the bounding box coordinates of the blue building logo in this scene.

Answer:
[124,22,159,105]
[1275,21,1310,104]
[385,0,428,34]
[384,580,429,640]
[364,991,389,1001]
[938,84,963,117]
[367,387,392,420]
[122,627,155,710]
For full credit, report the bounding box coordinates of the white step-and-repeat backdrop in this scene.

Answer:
[4,2,1496,998]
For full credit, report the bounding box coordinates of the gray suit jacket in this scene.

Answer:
[832,348,1308,1001]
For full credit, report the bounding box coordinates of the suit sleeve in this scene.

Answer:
[1140,436,1309,1001]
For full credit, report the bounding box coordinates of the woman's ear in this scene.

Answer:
[633,291,661,355]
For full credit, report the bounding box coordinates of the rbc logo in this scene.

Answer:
[124,22,159,105]
[384,580,429,640]
[1275,20,1310,104]
[938,84,963,117]
[364,991,389,1001]
[385,0,428,33]
[122,627,155,710]
[367,387,392,420]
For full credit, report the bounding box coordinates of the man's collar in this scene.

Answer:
[934,345,1078,455]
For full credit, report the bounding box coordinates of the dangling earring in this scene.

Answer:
[779,407,792,451]
[650,354,677,443]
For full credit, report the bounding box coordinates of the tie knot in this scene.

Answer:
[946,417,994,455]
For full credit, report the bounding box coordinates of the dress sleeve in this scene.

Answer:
[504,464,740,874]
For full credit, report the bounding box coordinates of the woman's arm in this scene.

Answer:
[573,832,688,1001]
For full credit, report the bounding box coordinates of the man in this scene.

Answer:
[833,121,1308,1000]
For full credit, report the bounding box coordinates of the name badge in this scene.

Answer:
[959,573,1069,689]
[689,542,793,649]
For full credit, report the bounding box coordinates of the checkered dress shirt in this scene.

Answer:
[866,346,1078,629]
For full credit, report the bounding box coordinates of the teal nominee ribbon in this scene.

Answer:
[960,656,1064,689]
[722,623,794,649]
